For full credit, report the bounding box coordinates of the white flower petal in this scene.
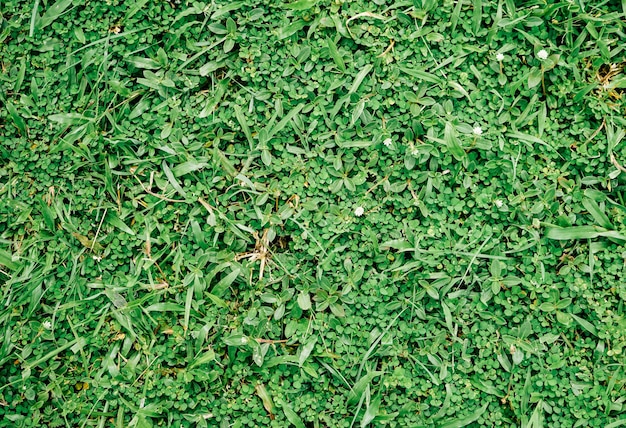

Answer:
[354,207,365,217]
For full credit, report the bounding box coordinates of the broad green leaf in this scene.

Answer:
[297,292,311,310]
[277,20,307,40]
[261,149,272,166]
[255,383,275,414]
[283,0,318,10]
[449,81,471,101]
[199,61,226,76]
[337,139,374,148]
[48,113,92,125]
[528,67,542,89]
[172,161,208,177]
[250,340,264,366]
[444,122,465,161]
[145,303,184,312]
[329,302,345,317]
[223,38,235,53]
[329,179,343,193]
[160,123,172,139]
[126,57,161,70]
[380,239,412,251]
[403,91,420,103]
[226,17,236,34]
[223,333,249,346]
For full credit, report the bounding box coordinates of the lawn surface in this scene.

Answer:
[1,0,626,426]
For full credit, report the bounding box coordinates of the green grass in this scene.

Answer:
[1,0,626,426]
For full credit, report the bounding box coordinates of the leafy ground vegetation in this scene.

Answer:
[1,0,626,426]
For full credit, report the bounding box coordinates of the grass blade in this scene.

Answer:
[348,64,373,94]
[36,0,73,32]
[347,371,382,406]
[398,65,443,85]
[438,403,488,428]
[0,249,20,271]
[280,400,306,428]
[545,225,626,241]
[162,160,187,198]
[327,37,346,72]
[6,103,26,136]
[570,313,598,337]
[233,105,254,150]
[582,197,613,229]
[29,0,40,37]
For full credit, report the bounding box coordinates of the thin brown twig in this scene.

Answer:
[255,338,288,344]
[585,118,605,144]
[611,153,626,173]
[378,39,395,58]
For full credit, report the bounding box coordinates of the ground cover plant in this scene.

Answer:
[1,0,626,426]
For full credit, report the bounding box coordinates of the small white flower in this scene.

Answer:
[537,49,549,60]
[494,199,504,208]
[354,207,365,217]
[383,138,392,147]
[496,53,504,61]
[472,126,483,136]
[43,321,52,330]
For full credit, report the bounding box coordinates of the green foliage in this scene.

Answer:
[1,0,626,426]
